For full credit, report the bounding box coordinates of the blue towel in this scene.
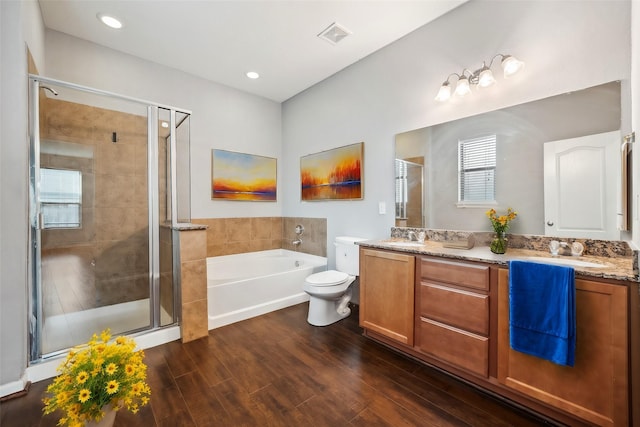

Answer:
[508,260,576,366]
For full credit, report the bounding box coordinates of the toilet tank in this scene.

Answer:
[335,236,367,275]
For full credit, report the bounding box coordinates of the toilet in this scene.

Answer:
[303,236,366,326]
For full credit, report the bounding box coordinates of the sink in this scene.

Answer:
[384,241,425,247]
[519,256,606,268]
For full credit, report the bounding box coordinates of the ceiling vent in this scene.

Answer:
[318,22,351,45]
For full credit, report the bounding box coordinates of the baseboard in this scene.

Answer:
[20,325,182,385]
[0,375,29,399]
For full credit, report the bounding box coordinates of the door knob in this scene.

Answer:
[546,220,554,226]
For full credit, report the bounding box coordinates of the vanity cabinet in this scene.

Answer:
[497,269,629,427]
[359,248,415,346]
[358,244,636,426]
[416,257,490,377]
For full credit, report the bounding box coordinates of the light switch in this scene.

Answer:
[378,202,386,214]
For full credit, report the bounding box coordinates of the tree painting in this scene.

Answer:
[300,142,363,201]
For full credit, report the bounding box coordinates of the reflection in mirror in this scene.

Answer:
[395,81,623,238]
[395,159,423,227]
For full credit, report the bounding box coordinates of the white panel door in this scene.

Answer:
[543,131,620,239]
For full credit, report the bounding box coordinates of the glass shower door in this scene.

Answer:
[30,79,154,356]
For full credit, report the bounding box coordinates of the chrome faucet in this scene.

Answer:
[549,240,583,256]
[292,224,304,247]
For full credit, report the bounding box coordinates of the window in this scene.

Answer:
[458,135,496,204]
[40,168,82,229]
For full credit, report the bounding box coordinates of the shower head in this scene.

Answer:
[40,86,58,96]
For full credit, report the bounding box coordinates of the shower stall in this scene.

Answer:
[28,75,190,361]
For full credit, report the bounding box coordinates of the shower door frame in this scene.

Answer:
[28,75,189,362]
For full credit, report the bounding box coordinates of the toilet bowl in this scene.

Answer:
[303,236,366,326]
[303,270,356,326]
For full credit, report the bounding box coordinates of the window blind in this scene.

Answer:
[40,168,82,228]
[458,135,496,203]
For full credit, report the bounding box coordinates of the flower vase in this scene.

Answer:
[85,404,116,427]
[490,232,508,254]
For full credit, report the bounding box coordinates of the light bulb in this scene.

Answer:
[435,82,451,102]
[501,55,524,78]
[454,76,471,97]
[477,68,496,88]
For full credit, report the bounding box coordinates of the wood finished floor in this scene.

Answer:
[1,303,553,426]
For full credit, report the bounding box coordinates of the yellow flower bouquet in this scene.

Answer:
[486,207,518,234]
[486,207,517,254]
[43,329,151,426]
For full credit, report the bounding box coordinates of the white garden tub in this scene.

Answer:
[206,249,327,329]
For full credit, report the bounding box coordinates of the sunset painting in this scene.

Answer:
[211,150,277,201]
[300,142,363,201]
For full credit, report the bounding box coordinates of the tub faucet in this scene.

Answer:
[292,238,302,246]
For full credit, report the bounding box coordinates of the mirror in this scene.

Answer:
[395,81,622,237]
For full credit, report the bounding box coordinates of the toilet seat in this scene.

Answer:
[305,270,349,287]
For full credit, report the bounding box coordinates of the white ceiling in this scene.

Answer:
[38,0,466,102]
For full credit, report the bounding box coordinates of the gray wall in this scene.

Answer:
[43,30,284,220]
[0,0,46,394]
[282,0,631,269]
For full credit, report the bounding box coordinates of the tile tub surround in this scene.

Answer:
[282,217,327,256]
[192,217,327,258]
[176,227,208,343]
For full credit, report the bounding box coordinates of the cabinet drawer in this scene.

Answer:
[419,283,489,335]
[417,318,489,377]
[421,258,489,291]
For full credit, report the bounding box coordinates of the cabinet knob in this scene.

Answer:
[546,220,554,226]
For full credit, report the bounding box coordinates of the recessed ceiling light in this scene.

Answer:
[97,13,123,29]
[161,121,169,128]
[246,71,260,79]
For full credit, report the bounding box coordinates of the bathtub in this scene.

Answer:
[206,249,327,329]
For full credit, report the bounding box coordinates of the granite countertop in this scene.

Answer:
[359,238,637,283]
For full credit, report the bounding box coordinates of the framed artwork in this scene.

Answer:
[211,149,277,201]
[300,142,363,201]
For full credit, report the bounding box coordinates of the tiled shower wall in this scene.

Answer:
[191,217,327,258]
[40,97,150,308]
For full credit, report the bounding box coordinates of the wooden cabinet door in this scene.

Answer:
[497,269,628,427]
[360,249,415,345]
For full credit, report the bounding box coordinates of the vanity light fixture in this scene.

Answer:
[435,53,524,102]
[97,13,123,29]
